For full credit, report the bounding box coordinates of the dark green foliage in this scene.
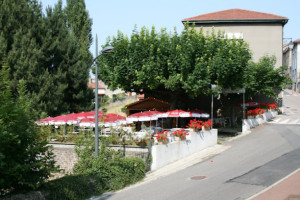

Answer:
[0,65,56,194]
[0,0,93,117]
[74,134,145,192]
[66,0,93,63]
[101,107,108,113]
[244,56,289,98]
[42,1,93,115]
[121,107,127,113]
[36,133,145,199]
[98,25,251,108]
[103,95,111,102]
[41,174,103,200]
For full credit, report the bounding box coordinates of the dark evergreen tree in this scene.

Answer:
[0,0,93,117]
[43,1,93,115]
[66,0,93,62]
[65,0,94,112]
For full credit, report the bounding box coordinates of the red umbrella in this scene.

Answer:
[158,110,193,128]
[78,114,126,127]
[127,111,165,122]
[78,111,103,118]
[103,115,125,122]
[50,115,78,125]
[163,110,193,118]
[78,118,97,127]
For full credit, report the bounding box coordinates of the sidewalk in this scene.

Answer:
[248,168,300,200]
[143,144,230,183]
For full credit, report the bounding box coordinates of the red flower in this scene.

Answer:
[247,108,265,117]
[156,130,168,142]
[203,120,213,128]
[258,102,277,110]
[172,129,189,137]
[187,119,203,129]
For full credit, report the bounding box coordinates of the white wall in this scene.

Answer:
[242,111,278,132]
[291,44,299,92]
[151,129,217,171]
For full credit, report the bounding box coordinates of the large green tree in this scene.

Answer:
[66,0,93,62]
[41,1,93,115]
[244,56,289,98]
[98,25,251,108]
[0,0,93,117]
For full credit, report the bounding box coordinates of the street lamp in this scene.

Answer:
[211,84,217,124]
[94,35,114,157]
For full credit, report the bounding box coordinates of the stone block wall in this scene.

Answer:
[50,143,78,174]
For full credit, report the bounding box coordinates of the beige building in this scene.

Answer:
[283,39,293,78]
[291,39,300,92]
[182,9,288,68]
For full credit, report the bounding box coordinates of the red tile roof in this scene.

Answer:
[294,38,300,43]
[88,83,105,89]
[183,8,288,22]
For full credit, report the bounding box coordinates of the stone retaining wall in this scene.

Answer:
[50,143,78,174]
[50,143,149,174]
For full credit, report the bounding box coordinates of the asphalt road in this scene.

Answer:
[95,91,300,200]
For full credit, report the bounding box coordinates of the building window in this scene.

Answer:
[224,32,244,39]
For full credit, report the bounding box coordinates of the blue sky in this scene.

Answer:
[40,0,299,58]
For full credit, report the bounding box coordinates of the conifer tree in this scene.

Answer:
[65,0,94,112]
[66,0,93,62]
[0,0,93,117]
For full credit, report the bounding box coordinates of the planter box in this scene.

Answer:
[151,129,217,171]
[242,111,278,133]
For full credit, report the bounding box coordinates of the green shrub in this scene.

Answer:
[0,66,56,195]
[102,95,110,102]
[121,106,127,113]
[74,134,146,192]
[101,107,108,113]
[112,93,125,102]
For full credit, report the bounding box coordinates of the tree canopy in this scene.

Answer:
[0,0,93,118]
[244,56,289,98]
[98,25,252,108]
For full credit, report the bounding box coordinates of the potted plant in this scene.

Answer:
[268,102,278,111]
[156,130,168,145]
[172,129,189,141]
[202,120,213,131]
[186,119,203,132]
[247,108,265,119]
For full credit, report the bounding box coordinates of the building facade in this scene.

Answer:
[182,9,288,68]
[283,40,293,78]
[291,39,300,92]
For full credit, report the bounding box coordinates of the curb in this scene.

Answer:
[246,168,300,200]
